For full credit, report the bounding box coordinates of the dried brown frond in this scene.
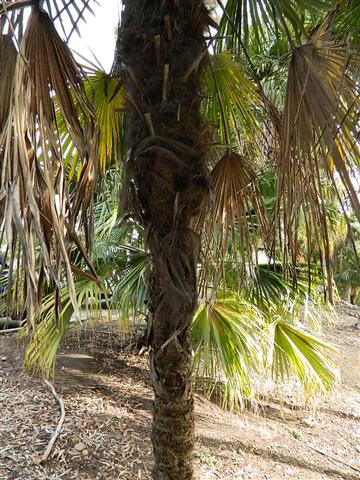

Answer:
[276,16,360,301]
[201,152,271,293]
[0,33,16,131]
[0,6,97,325]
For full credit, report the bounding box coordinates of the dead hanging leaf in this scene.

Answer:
[24,8,94,156]
[276,15,360,300]
[201,151,271,292]
[0,34,17,131]
[0,7,98,326]
[280,19,360,215]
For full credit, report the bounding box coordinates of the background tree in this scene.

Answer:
[333,218,360,305]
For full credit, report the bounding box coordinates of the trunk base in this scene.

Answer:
[151,332,195,480]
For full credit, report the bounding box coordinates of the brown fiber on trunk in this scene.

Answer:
[120,0,210,478]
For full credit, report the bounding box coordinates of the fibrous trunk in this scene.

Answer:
[120,0,210,478]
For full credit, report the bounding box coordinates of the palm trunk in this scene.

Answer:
[120,0,210,478]
[149,234,198,479]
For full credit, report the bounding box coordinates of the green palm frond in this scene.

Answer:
[335,246,360,289]
[222,255,328,331]
[216,0,332,51]
[192,291,338,409]
[203,52,261,147]
[337,268,360,286]
[85,71,125,173]
[23,276,105,375]
[57,70,126,181]
[192,295,264,409]
[111,244,150,319]
[271,316,339,394]
[92,176,121,241]
[246,264,324,305]
[244,31,291,108]
[23,237,149,375]
[335,0,360,37]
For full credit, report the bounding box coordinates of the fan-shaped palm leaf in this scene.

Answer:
[271,316,339,394]
[0,6,96,324]
[216,0,332,51]
[109,244,150,319]
[192,295,264,408]
[275,16,360,301]
[85,71,125,173]
[203,52,261,146]
[201,152,271,291]
[23,276,105,375]
[58,70,126,181]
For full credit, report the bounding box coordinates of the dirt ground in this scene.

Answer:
[0,307,359,480]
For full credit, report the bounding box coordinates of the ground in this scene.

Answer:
[0,306,359,480]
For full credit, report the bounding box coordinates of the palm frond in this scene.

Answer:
[0,6,97,324]
[111,244,150,320]
[275,17,360,300]
[201,152,271,291]
[0,34,16,131]
[84,71,125,173]
[56,70,126,180]
[43,0,98,40]
[23,276,105,375]
[202,52,261,147]
[193,291,337,409]
[192,295,264,409]
[245,263,329,334]
[216,0,332,52]
[281,18,360,214]
[271,316,339,394]
[335,0,360,38]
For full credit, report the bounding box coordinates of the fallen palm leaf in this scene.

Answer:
[41,379,65,463]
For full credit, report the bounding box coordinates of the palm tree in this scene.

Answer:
[21,174,337,401]
[118,2,213,477]
[1,1,359,478]
[118,5,360,474]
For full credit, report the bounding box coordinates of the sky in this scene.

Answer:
[67,0,121,73]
